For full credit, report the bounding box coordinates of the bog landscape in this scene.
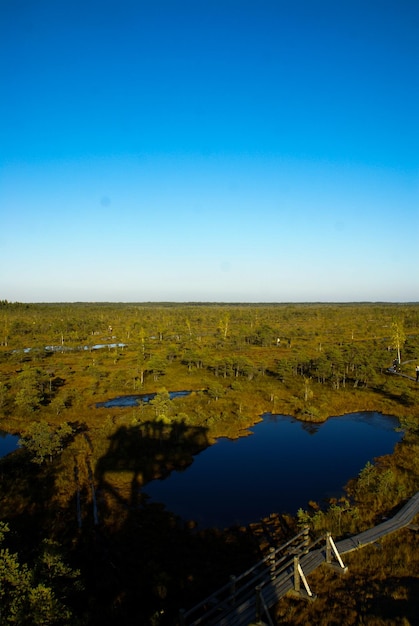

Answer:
[1,301,419,625]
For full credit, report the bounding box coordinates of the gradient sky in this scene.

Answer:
[1,0,418,302]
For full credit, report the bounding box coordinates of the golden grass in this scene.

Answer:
[273,528,419,626]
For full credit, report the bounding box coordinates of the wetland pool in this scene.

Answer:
[0,409,403,530]
[143,411,402,528]
[0,432,19,457]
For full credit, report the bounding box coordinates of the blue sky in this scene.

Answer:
[1,0,418,302]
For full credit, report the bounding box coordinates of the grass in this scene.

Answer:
[1,302,419,624]
[274,528,419,625]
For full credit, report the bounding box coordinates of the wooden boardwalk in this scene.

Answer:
[181,492,419,626]
[335,491,419,554]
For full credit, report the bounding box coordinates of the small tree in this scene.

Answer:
[391,320,406,365]
[302,377,313,403]
[14,366,48,415]
[19,421,73,464]
[276,359,293,382]
[218,313,230,339]
[0,522,81,625]
[147,355,167,381]
[15,387,42,415]
[207,382,225,401]
[150,390,173,421]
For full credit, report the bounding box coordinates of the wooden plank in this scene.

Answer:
[335,537,358,553]
[216,601,255,626]
[215,571,297,626]
[187,493,419,625]
[300,551,324,574]
[300,551,323,567]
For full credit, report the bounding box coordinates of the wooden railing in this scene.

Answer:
[179,527,311,626]
[335,491,419,554]
[180,491,419,626]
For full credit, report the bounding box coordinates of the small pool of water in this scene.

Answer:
[0,432,19,458]
[143,412,403,528]
[96,390,192,408]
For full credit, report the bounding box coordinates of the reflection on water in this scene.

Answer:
[0,411,404,529]
[144,412,403,528]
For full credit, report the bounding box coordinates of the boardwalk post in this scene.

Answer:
[181,493,419,624]
[229,574,237,605]
[293,555,314,598]
[303,524,310,554]
[269,546,276,580]
[298,562,314,598]
[293,556,300,593]
[178,608,186,626]
[255,585,262,622]
[252,586,274,626]
[326,532,332,564]
[326,531,347,573]
[328,534,346,570]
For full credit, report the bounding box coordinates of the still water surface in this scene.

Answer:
[0,412,403,530]
[143,412,402,528]
[0,432,19,457]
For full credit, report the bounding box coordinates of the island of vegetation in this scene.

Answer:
[0,301,418,625]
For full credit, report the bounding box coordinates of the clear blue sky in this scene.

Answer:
[1,0,418,302]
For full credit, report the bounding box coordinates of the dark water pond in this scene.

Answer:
[143,412,402,529]
[96,390,192,408]
[0,432,19,457]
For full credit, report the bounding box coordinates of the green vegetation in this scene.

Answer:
[0,301,419,624]
[0,522,82,625]
[19,421,74,464]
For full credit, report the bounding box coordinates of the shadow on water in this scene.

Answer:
[1,410,404,624]
[74,421,261,625]
[95,419,209,508]
[0,420,263,625]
